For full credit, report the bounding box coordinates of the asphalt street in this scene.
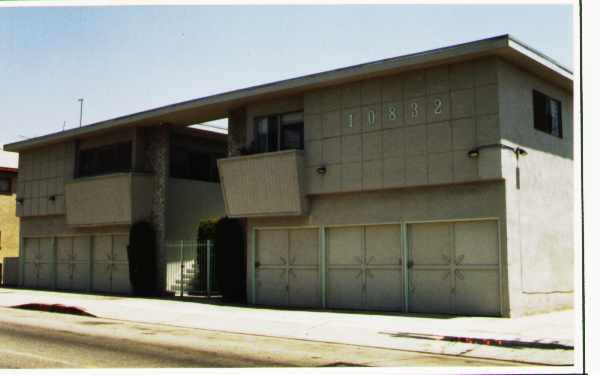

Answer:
[0,308,519,368]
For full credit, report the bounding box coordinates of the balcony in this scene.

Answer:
[65,173,154,227]
[218,150,308,218]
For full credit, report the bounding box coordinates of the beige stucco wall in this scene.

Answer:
[301,57,502,195]
[0,174,19,264]
[65,173,154,227]
[218,150,307,217]
[165,177,225,241]
[16,142,74,217]
[246,181,510,316]
[497,59,574,316]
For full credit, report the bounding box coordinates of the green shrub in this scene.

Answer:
[197,219,218,241]
[215,217,246,303]
[127,221,158,297]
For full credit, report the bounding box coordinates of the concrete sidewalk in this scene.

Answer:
[0,288,574,365]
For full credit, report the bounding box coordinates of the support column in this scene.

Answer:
[146,125,170,294]
[227,107,247,156]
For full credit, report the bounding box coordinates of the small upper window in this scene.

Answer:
[0,177,11,194]
[254,112,304,153]
[533,90,563,138]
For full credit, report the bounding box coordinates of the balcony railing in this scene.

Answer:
[65,173,153,227]
[217,150,308,218]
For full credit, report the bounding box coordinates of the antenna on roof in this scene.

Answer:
[77,98,84,127]
[62,121,66,131]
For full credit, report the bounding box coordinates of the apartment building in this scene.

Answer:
[4,35,573,316]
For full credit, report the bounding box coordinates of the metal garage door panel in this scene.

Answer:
[289,229,319,266]
[256,269,287,306]
[73,237,91,262]
[409,223,451,265]
[93,235,112,262]
[23,263,38,287]
[36,262,53,288]
[39,238,54,262]
[455,270,500,316]
[327,269,363,309]
[56,238,73,261]
[111,263,131,294]
[409,270,452,314]
[92,264,111,293]
[112,235,129,262]
[56,263,72,290]
[289,269,320,307]
[71,263,89,291]
[327,227,363,266]
[454,221,498,265]
[24,238,39,261]
[366,269,403,311]
[365,225,402,265]
[257,230,288,265]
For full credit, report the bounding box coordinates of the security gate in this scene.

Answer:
[407,220,501,316]
[166,240,218,297]
[326,225,404,311]
[254,228,320,307]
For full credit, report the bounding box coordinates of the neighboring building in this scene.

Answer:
[0,151,19,285]
[3,126,226,294]
[4,35,573,317]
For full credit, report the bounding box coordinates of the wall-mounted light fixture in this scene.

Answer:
[316,165,327,175]
[16,197,24,205]
[467,143,528,189]
[467,144,528,159]
[48,195,56,202]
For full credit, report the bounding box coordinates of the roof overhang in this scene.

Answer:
[4,34,572,153]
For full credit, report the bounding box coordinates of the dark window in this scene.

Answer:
[254,112,304,153]
[77,142,132,177]
[533,90,563,138]
[0,177,11,194]
[170,149,224,183]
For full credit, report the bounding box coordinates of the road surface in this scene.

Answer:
[0,308,518,368]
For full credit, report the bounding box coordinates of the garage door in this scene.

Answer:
[23,237,54,289]
[56,237,91,291]
[326,225,404,311]
[92,234,131,294]
[255,228,320,307]
[407,220,500,316]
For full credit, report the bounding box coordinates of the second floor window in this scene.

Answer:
[533,90,563,138]
[255,112,304,153]
[77,142,132,178]
[170,149,224,183]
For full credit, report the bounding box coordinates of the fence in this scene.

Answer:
[165,240,219,297]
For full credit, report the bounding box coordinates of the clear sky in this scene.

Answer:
[0,4,573,148]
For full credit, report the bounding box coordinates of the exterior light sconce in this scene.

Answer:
[316,166,327,175]
[467,144,528,159]
[16,197,24,205]
[467,143,528,189]
[48,195,56,202]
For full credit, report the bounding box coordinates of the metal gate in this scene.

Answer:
[166,240,219,297]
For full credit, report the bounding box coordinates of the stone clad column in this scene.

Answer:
[145,125,170,294]
[227,107,247,156]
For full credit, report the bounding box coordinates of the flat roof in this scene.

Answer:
[4,34,572,153]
